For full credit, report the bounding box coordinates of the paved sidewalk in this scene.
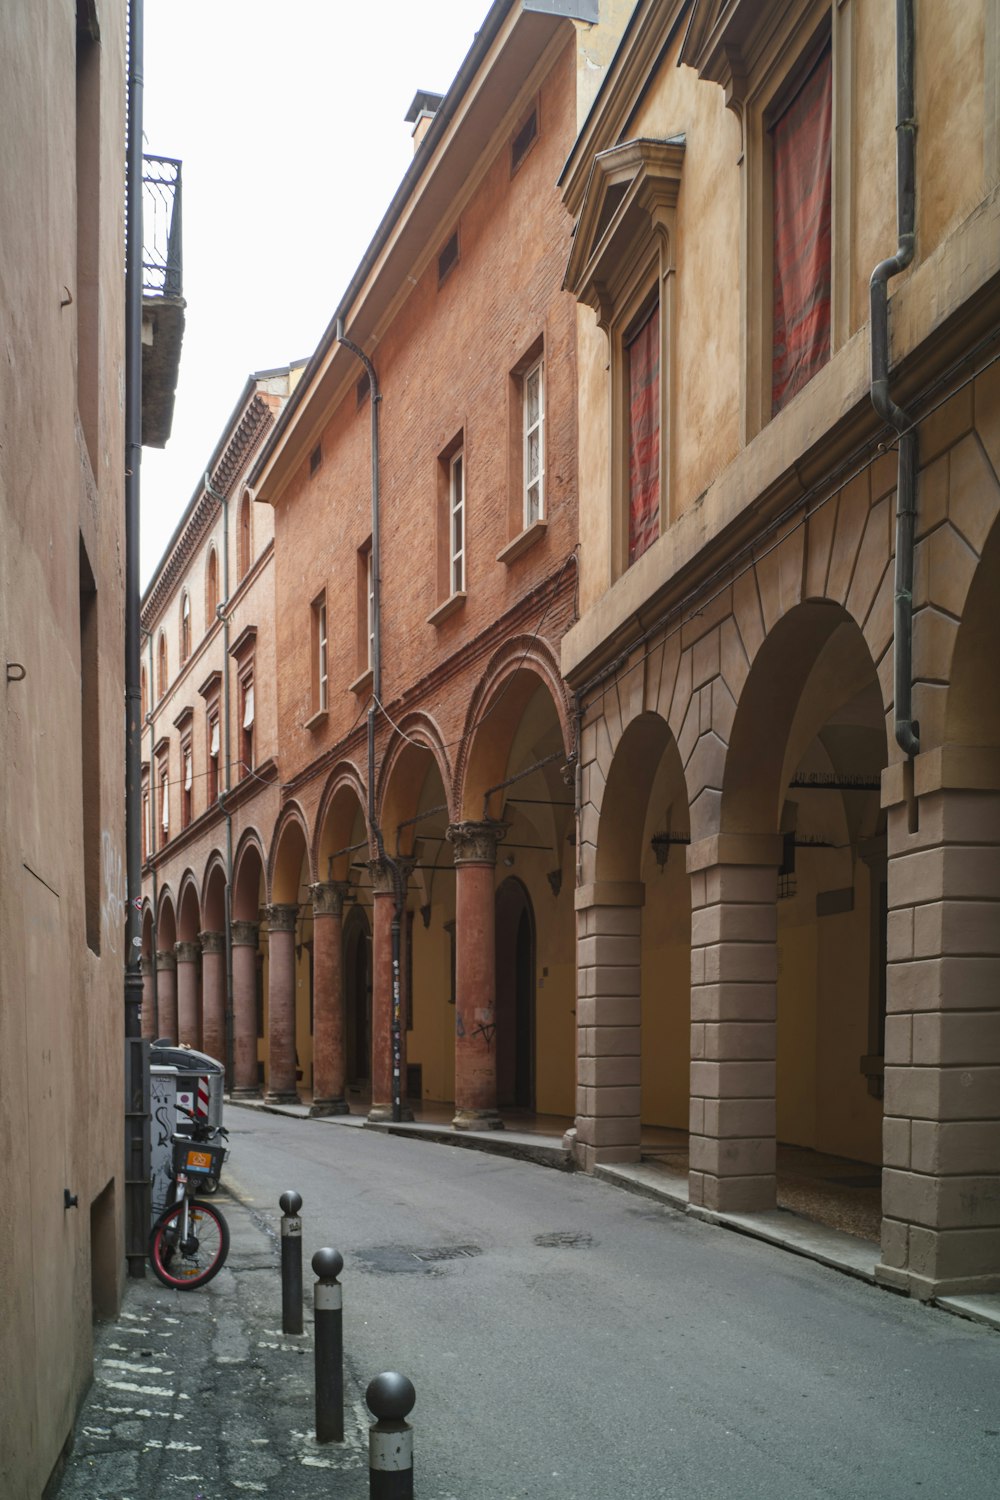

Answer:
[55,1191,371,1500]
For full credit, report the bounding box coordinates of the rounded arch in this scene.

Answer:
[594,712,687,886]
[720,601,887,836]
[176,870,202,942]
[141,902,155,960]
[156,888,177,951]
[201,852,228,932]
[455,635,572,819]
[946,511,1000,751]
[315,763,369,883]
[232,829,267,921]
[377,714,453,850]
[269,802,312,904]
[237,488,253,580]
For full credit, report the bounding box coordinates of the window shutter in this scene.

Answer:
[243,683,254,729]
[184,750,192,791]
[161,775,169,831]
[210,719,220,757]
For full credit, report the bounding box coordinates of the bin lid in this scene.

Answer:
[150,1042,225,1074]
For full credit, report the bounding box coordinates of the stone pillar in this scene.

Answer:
[309,882,351,1116]
[448,822,505,1131]
[574,884,644,1170]
[175,940,201,1048]
[265,903,300,1103]
[231,919,261,1098]
[687,843,780,1214]
[199,930,226,1067]
[140,955,156,1040]
[155,949,177,1044]
[879,773,1000,1299]
[366,860,415,1122]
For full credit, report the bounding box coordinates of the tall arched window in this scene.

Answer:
[206,546,219,622]
[180,592,191,663]
[238,492,252,581]
[157,632,167,697]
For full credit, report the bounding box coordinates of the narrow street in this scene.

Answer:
[140,1109,1000,1497]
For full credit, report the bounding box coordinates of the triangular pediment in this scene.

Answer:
[564,137,685,315]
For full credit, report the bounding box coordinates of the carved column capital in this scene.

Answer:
[309,881,351,918]
[447,820,507,867]
[155,949,177,972]
[199,929,225,955]
[366,857,415,897]
[230,919,260,948]
[265,902,299,933]
[174,940,200,964]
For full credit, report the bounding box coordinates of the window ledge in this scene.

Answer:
[348,667,373,697]
[497,518,547,565]
[303,708,328,732]
[427,592,466,627]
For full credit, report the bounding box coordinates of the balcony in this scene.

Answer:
[141,154,185,448]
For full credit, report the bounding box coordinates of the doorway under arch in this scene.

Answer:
[495,876,535,1110]
[343,904,372,1091]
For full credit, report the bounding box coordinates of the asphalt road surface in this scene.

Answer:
[224,1108,1000,1500]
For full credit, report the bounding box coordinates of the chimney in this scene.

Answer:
[405,90,445,152]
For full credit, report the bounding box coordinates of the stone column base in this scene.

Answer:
[230,1086,262,1101]
[453,1108,504,1132]
[876,1262,1000,1301]
[310,1097,351,1117]
[367,1103,415,1123]
[265,1089,300,1106]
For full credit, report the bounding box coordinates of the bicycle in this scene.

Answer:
[148,1105,231,1289]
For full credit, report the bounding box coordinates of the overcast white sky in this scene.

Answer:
[140,0,487,584]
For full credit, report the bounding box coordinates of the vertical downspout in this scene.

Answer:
[870,0,918,758]
[206,473,236,1086]
[143,627,159,1035]
[335,320,405,1123]
[124,0,149,1275]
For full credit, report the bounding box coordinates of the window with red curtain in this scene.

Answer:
[771,42,832,416]
[626,296,660,567]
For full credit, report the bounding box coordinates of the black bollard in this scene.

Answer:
[312,1248,344,1443]
[279,1190,303,1335]
[367,1372,415,1500]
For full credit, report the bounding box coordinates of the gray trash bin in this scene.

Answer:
[149,1044,227,1222]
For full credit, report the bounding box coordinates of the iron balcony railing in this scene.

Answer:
[142,155,183,299]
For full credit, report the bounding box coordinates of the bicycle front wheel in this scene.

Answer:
[149,1198,230,1289]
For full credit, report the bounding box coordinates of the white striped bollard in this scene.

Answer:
[367,1372,415,1500]
[279,1190,303,1335]
[312,1248,344,1443]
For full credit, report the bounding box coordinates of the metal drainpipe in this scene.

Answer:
[143,627,159,1036]
[123,0,149,1278]
[205,472,236,1086]
[870,0,918,758]
[335,320,405,1123]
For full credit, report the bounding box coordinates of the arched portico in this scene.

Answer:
[175,873,202,1048]
[267,806,312,1103]
[311,768,369,1116]
[231,833,266,1097]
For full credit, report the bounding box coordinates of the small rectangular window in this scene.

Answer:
[449,450,465,595]
[208,713,220,802]
[240,675,255,777]
[312,593,328,712]
[523,358,544,526]
[511,106,538,174]
[366,550,375,670]
[159,762,170,841]
[438,230,459,286]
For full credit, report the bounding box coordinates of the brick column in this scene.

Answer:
[265,903,300,1103]
[175,940,201,1048]
[687,843,779,1213]
[309,882,351,1116]
[140,955,156,1040]
[199,930,226,1066]
[574,884,644,1170]
[448,822,505,1131]
[879,774,1000,1299]
[155,949,177,1043]
[231,919,261,1098]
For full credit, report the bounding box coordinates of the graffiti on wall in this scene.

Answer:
[100,830,127,954]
